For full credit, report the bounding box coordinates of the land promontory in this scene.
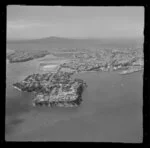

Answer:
[13,71,87,107]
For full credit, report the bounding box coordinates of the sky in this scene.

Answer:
[7,6,144,40]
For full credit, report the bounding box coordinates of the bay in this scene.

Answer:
[5,59,143,142]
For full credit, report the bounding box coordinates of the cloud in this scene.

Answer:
[7,19,51,39]
[7,20,47,32]
[7,17,144,40]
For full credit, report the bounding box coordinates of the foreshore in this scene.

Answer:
[119,68,143,75]
[13,86,22,91]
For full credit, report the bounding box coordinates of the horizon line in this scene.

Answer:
[7,36,144,42]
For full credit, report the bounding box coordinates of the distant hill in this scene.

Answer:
[7,36,143,44]
[7,36,143,52]
[7,36,74,44]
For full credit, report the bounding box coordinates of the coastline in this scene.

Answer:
[119,68,143,75]
[13,86,22,91]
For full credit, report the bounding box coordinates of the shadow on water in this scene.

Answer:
[5,92,33,135]
[6,93,32,116]
[5,118,24,135]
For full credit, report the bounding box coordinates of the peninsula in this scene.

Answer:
[7,50,50,63]
[13,70,87,107]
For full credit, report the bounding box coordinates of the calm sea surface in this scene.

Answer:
[5,58,143,142]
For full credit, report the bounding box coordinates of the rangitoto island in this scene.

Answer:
[13,70,87,107]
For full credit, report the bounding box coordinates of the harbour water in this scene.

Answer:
[5,59,143,142]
